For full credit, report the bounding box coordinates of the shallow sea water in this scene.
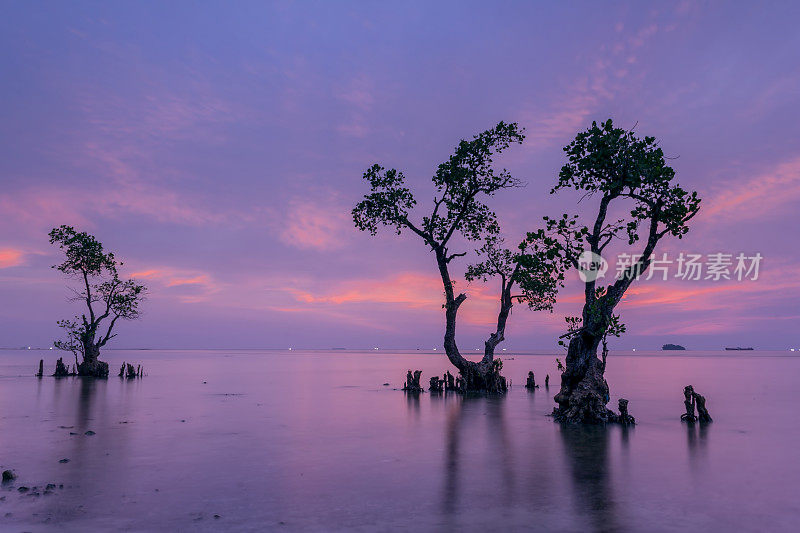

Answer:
[0,349,798,532]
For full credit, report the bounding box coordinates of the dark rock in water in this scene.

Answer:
[214,514,221,519]
[17,486,29,493]
[662,343,686,350]
[2,470,15,482]
[85,430,96,436]
[45,483,56,490]
[617,398,636,425]
[59,458,70,463]
[69,432,78,435]
[382,382,390,386]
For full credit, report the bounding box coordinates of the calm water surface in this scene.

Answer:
[0,349,798,532]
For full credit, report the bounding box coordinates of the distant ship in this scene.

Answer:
[662,344,686,350]
[725,347,754,351]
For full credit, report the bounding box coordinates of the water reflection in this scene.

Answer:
[685,421,710,471]
[440,395,515,517]
[559,424,621,532]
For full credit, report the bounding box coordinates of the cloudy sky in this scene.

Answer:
[1,1,798,351]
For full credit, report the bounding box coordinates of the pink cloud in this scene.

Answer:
[166,275,211,287]
[286,272,442,307]
[127,266,219,303]
[280,198,351,251]
[0,249,25,268]
[280,271,535,328]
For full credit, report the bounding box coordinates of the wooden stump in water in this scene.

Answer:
[680,385,698,422]
[525,371,539,389]
[36,359,44,378]
[545,374,549,389]
[402,370,424,392]
[118,362,126,377]
[693,390,712,422]
[125,363,137,379]
[429,376,443,392]
[444,371,455,391]
[53,358,70,377]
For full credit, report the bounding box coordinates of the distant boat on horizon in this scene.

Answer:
[725,347,754,351]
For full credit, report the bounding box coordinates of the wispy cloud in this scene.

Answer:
[518,20,662,149]
[702,156,800,221]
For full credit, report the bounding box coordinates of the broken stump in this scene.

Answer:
[402,370,424,392]
[53,358,70,378]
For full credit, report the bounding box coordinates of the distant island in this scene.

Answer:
[725,347,754,351]
[662,344,686,350]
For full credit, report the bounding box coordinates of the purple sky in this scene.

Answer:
[1,1,798,351]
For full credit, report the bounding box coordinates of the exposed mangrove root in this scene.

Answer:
[444,371,455,391]
[422,364,507,395]
[454,359,507,394]
[119,362,144,379]
[53,357,70,377]
[77,358,109,378]
[553,356,614,423]
[402,370,424,392]
[681,385,712,423]
[525,371,539,390]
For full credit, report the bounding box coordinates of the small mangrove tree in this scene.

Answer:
[50,226,146,377]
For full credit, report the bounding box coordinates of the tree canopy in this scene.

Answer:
[550,119,701,308]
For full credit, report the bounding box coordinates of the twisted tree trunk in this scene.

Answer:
[437,248,507,393]
[553,331,613,422]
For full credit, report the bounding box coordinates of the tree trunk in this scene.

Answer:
[553,332,614,423]
[77,343,109,377]
[435,248,508,393]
